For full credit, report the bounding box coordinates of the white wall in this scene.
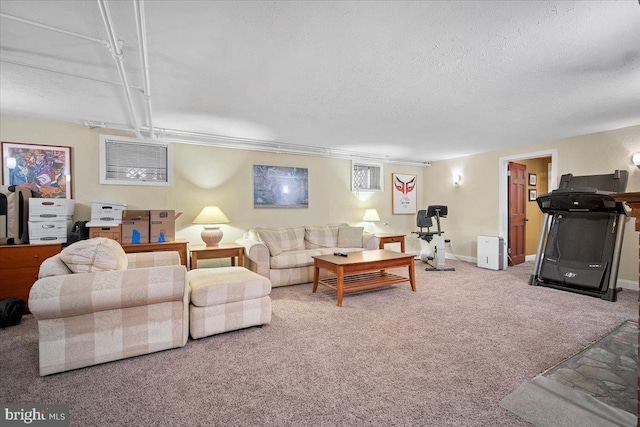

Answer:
[0,115,424,250]
[423,125,640,286]
[3,115,639,285]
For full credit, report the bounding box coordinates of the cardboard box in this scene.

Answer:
[29,199,75,220]
[91,201,126,224]
[150,210,175,242]
[88,225,122,243]
[121,210,150,244]
[29,219,72,244]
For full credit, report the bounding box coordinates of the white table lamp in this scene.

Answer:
[362,209,380,222]
[193,206,230,246]
[362,208,380,233]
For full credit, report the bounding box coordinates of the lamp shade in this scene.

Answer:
[193,206,230,224]
[362,208,380,222]
[193,206,230,246]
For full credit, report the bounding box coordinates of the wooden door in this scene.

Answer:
[508,162,526,265]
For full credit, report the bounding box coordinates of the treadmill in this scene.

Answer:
[529,170,628,301]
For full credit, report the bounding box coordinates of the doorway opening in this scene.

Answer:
[498,149,558,268]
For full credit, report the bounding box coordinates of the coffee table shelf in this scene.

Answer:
[318,271,409,293]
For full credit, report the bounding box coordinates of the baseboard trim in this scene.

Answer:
[617,279,638,291]
[445,253,475,263]
[422,252,637,289]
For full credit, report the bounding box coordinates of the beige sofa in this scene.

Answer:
[236,224,380,287]
[29,238,189,376]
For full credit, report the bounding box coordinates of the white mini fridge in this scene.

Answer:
[477,236,505,270]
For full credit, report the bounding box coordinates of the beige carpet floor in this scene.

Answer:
[1,260,637,426]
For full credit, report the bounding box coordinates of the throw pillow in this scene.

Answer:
[257,227,305,256]
[337,225,364,248]
[60,237,128,273]
[38,255,72,278]
[257,229,283,257]
[279,226,306,251]
[305,226,337,248]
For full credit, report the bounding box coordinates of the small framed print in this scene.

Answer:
[529,173,537,186]
[392,173,417,214]
[529,189,537,201]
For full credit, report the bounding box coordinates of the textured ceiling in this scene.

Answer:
[1,1,639,163]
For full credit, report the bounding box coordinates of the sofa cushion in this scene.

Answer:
[59,237,128,273]
[270,249,321,269]
[316,247,365,256]
[304,226,338,249]
[337,226,364,248]
[257,227,305,256]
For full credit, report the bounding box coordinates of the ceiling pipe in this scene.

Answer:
[0,13,109,46]
[97,0,143,139]
[133,0,156,138]
[82,120,432,166]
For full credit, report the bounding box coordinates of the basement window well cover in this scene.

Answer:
[100,135,172,186]
[352,161,383,192]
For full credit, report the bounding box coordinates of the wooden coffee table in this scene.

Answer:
[312,249,416,306]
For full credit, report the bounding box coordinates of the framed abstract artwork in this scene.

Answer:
[2,141,72,199]
[253,165,308,208]
[392,173,417,214]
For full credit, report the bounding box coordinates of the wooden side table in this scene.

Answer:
[375,233,406,253]
[121,240,189,268]
[189,243,244,270]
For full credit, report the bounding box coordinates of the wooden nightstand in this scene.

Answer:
[375,233,406,253]
[189,243,244,270]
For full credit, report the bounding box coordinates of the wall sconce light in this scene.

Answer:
[453,174,462,186]
[632,153,640,169]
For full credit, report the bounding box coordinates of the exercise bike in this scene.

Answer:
[413,205,455,272]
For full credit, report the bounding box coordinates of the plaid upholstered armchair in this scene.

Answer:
[29,238,189,376]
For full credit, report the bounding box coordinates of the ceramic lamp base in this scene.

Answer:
[201,226,223,246]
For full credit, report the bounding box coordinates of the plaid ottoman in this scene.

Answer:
[187,267,272,339]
